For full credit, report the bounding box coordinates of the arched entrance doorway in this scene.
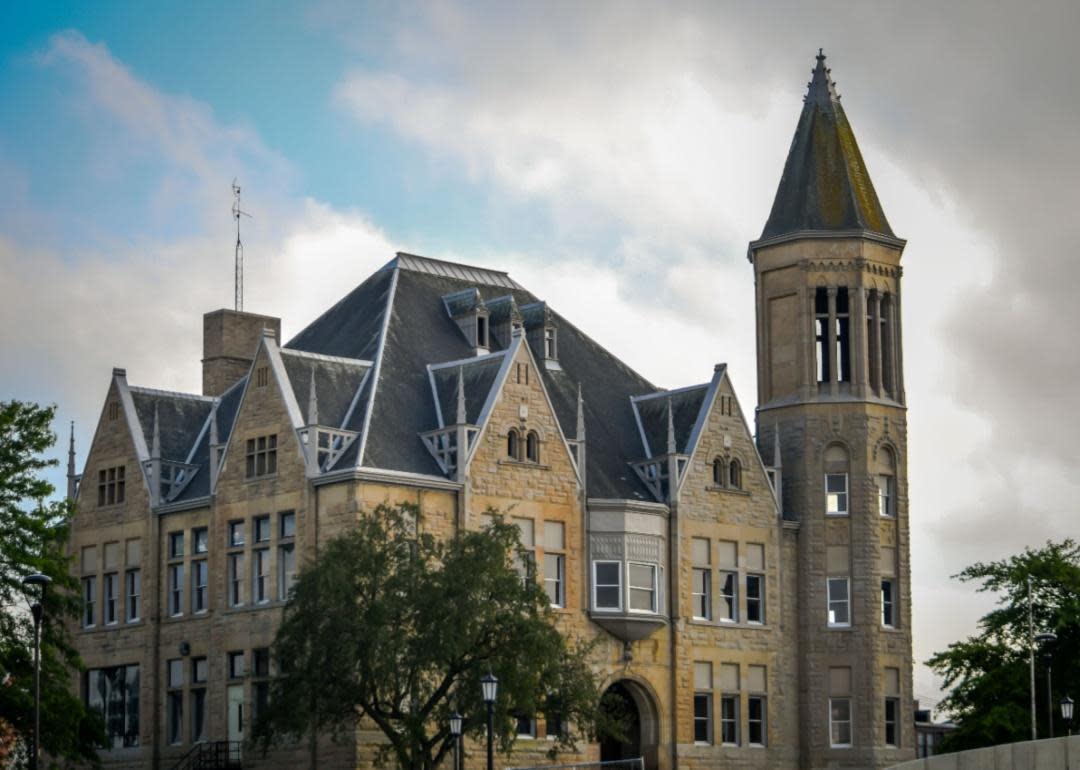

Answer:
[598,680,659,770]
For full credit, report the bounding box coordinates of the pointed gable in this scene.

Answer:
[760,50,894,241]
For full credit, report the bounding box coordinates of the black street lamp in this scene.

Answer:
[22,573,52,770]
[1061,696,1074,738]
[481,673,498,770]
[449,711,463,770]
[1036,632,1058,739]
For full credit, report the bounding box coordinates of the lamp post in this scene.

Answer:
[1036,632,1058,739]
[1062,696,1074,738]
[22,573,52,770]
[481,673,498,770]
[449,711,463,770]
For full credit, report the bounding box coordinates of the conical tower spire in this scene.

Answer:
[66,421,77,500]
[758,50,896,242]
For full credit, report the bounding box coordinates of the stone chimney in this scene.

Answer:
[202,309,281,397]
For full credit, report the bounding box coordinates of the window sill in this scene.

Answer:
[689,618,772,632]
[706,485,749,496]
[244,473,279,484]
[498,459,550,470]
[825,513,849,518]
[827,624,852,631]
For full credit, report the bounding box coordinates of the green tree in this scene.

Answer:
[927,540,1080,752]
[0,401,104,767]
[252,503,615,769]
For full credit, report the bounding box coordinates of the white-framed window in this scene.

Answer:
[82,576,96,628]
[254,515,271,544]
[746,574,764,624]
[881,579,896,628]
[192,560,208,613]
[192,527,208,555]
[103,573,118,625]
[168,564,184,616]
[228,553,244,607]
[748,696,767,746]
[592,561,621,611]
[876,474,894,517]
[228,520,245,547]
[693,692,712,744]
[126,569,140,622]
[278,543,296,600]
[627,562,658,614]
[515,714,536,739]
[544,553,565,608]
[720,694,739,746]
[885,697,899,747]
[253,548,270,604]
[691,537,711,621]
[825,473,849,515]
[827,577,850,627]
[829,697,852,747]
[718,571,738,622]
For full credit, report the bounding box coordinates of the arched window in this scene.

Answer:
[526,431,540,463]
[728,459,742,490]
[712,457,724,486]
[507,429,520,460]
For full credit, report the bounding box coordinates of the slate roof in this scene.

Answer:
[116,251,742,506]
[760,50,894,241]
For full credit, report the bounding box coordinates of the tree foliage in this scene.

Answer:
[0,401,104,767]
[252,503,614,769]
[927,540,1080,752]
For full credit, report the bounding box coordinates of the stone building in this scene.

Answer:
[66,52,912,770]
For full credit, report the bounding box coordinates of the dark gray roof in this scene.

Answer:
[168,376,246,504]
[431,355,505,427]
[279,349,371,429]
[128,388,213,463]
[760,51,894,241]
[632,386,709,459]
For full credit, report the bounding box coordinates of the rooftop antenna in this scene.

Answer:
[231,179,252,312]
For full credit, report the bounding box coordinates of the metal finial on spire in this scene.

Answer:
[576,383,585,441]
[232,179,252,312]
[805,48,840,108]
[151,404,161,459]
[308,366,319,427]
[455,366,467,425]
[666,397,676,455]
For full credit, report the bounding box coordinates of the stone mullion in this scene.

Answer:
[871,292,883,397]
[826,287,838,395]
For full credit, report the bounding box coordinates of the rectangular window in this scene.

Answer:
[746,574,764,624]
[228,651,245,679]
[593,561,621,611]
[191,687,207,743]
[254,647,270,677]
[280,510,295,539]
[718,571,738,622]
[828,577,850,627]
[192,527,208,554]
[876,474,894,517]
[168,531,184,559]
[692,567,711,620]
[229,553,245,607]
[192,657,208,684]
[544,713,565,740]
[278,543,296,600]
[515,714,536,739]
[228,520,245,547]
[720,694,739,746]
[254,548,270,604]
[82,576,96,628]
[693,693,712,744]
[815,287,830,383]
[193,560,208,613]
[254,515,271,544]
[84,665,139,748]
[882,579,896,627]
[826,473,848,515]
[748,696,766,746]
[628,562,658,613]
[256,365,269,387]
[245,435,278,478]
[544,553,565,608]
[97,465,126,506]
[885,697,899,747]
[126,569,140,622]
[830,698,852,747]
[167,659,183,745]
[104,573,118,625]
[168,564,184,616]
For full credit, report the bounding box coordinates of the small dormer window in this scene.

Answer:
[544,327,557,359]
[477,315,489,349]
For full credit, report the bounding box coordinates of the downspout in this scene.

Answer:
[665,399,680,770]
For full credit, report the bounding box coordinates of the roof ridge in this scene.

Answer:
[387,251,524,290]
[128,385,215,402]
[354,264,401,467]
[279,348,373,367]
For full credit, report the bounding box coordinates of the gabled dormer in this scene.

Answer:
[442,288,490,354]
[485,295,524,350]
[520,301,559,370]
[629,384,708,502]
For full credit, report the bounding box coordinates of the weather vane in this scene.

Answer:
[231,179,252,312]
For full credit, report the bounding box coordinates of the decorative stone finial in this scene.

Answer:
[308,366,319,427]
[151,404,161,459]
[456,366,467,425]
[576,383,585,441]
[666,397,676,455]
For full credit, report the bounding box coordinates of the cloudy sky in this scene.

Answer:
[3,1,1077,713]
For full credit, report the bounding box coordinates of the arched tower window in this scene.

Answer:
[728,459,742,490]
[507,429,520,460]
[815,287,830,383]
[526,431,540,463]
[712,457,724,486]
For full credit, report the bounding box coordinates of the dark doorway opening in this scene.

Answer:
[599,681,641,763]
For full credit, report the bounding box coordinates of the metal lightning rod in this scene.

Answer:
[232,179,252,312]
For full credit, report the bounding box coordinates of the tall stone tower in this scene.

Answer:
[750,52,913,768]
